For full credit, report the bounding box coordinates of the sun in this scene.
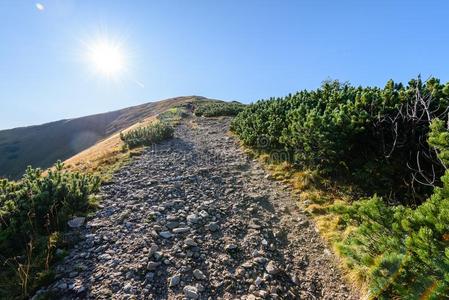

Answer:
[87,39,126,78]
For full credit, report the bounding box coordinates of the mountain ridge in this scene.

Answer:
[0,96,217,179]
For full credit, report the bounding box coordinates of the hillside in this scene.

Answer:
[0,96,210,179]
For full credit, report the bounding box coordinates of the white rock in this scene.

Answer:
[193,269,206,280]
[265,260,280,275]
[173,227,190,234]
[183,285,199,299]
[187,214,200,224]
[184,238,198,247]
[67,217,85,228]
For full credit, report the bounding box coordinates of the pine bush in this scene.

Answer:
[0,161,100,298]
[120,122,174,149]
[231,78,449,203]
[194,102,245,117]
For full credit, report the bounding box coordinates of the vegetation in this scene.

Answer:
[0,162,100,298]
[157,106,189,123]
[232,77,449,204]
[194,101,245,117]
[120,121,174,149]
[231,78,449,298]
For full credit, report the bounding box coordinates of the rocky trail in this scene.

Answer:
[37,117,357,299]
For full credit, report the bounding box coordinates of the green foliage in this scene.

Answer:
[120,122,174,149]
[429,118,449,166]
[194,101,245,117]
[329,120,449,298]
[157,106,189,123]
[332,181,449,299]
[0,161,100,298]
[231,78,449,203]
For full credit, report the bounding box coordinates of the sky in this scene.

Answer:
[1,0,449,129]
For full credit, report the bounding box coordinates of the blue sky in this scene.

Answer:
[1,0,449,129]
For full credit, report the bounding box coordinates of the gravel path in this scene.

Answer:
[36,117,357,299]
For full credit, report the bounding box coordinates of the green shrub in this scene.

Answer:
[332,181,449,299]
[157,107,189,123]
[327,117,449,298]
[0,161,100,298]
[120,122,174,149]
[231,78,449,204]
[194,101,245,117]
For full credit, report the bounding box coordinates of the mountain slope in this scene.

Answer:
[0,96,209,179]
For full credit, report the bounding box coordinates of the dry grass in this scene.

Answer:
[63,116,158,181]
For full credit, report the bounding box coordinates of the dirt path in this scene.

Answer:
[36,117,357,299]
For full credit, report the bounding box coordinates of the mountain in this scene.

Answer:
[0,96,210,179]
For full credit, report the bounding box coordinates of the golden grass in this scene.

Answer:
[63,116,158,181]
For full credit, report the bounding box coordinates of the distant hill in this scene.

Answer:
[0,96,212,179]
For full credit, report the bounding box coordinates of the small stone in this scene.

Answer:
[187,214,200,224]
[147,261,161,271]
[98,254,111,260]
[291,274,300,285]
[225,244,237,252]
[196,283,205,292]
[183,285,199,299]
[255,276,263,286]
[169,274,180,287]
[199,210,209,218]
[153,251,163,260]
[173,227,190,234]
[265,261,280,275]
[166,221,179,229]
[149,243,159,256]
[159,231,173,239]
[123,283,132,293]
[207,222,220,232]
[193,269,206,280]
[184,238,198,247]
[67,217,85,228]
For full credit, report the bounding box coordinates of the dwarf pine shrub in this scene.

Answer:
[325,118,449,298]
[231,77,449,204]
[120,122,174,149]
[194,102,245,117]
[0,161,100,298]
